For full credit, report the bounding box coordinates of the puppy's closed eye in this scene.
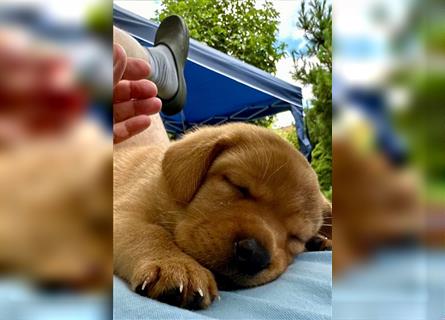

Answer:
[223,175,253,199]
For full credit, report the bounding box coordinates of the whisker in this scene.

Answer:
[264,160,289,184]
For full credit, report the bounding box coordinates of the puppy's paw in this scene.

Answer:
[305,235,332,251]
[131,258,218,309]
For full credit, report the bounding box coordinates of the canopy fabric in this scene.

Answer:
[113,4,312,158]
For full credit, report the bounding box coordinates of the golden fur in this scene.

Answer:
[114,123,330,309]
[0,122,112,290]
[332,138,422,276]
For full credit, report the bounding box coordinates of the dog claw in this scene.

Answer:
[141,280,148,291]
[179,283,183,293]
[217,295,221,301]
[198,288,204,297]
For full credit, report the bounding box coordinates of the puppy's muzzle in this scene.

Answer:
[233,238,270,275]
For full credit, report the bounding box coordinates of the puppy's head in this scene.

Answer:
[162,123,330,288]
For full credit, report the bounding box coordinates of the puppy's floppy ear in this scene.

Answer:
[162,128,229,204]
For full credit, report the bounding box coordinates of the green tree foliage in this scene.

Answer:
[250,116,275,128]
[158,0,286,127]
[292,0,332,194]
[275,126,299,150]
[393,3,445,202]
[158,0,285,74]
[86,0,112,38]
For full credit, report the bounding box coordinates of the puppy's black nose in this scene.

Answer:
[234,238,270,275]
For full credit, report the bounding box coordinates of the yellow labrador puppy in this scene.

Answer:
[114,123,331,309]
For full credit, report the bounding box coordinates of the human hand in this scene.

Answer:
[113,43,161,144]
[0,27,86,146]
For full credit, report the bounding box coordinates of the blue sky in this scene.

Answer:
[273,0,306,54]
[268,0,309,127]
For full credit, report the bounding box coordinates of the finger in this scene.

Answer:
[113,97,161,123]
[113,43,127,87]
[113,79,157,103]
[113,115,151,144]
[0,48,29,73]
[122,57,151,80]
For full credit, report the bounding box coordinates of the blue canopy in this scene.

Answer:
[113,5,312,158]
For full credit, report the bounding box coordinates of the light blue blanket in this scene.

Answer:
[333,249,445,320]
[113,251,332,320]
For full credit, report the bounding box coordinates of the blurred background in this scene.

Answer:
[333,0,445,319]
[0,1,112,320]
[1,0,444,318]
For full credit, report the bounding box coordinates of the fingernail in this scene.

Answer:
[143,60,151,77]
[198,288,204,297]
